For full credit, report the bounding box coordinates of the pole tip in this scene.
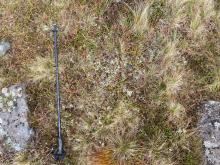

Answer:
[52,24,58,32]
[53,148,65,161]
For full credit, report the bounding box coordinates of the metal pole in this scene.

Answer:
[52,24,65,161]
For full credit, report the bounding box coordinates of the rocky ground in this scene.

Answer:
[0,0,220,165]
[198,101,220,165]
[0,85,33,154]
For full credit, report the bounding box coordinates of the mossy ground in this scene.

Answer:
[0,0,220,164]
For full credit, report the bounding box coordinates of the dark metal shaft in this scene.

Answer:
[52,24,65,161]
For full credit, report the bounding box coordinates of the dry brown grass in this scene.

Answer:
[87,148,116,165]
[0,0,219,164]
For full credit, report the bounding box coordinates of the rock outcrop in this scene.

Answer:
[0,85,33,154]
[0,41,10,56]
[198,101,220,165]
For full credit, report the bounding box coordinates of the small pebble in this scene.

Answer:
[127,90,133,97]
[0,41,10,56]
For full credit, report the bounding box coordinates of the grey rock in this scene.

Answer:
[0,41,10,56]
[198,101,220,165]
[0,85,33,154]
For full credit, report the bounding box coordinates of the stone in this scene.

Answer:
[198,101,220,165]
[0,85,33,154]
[0,41,10,56]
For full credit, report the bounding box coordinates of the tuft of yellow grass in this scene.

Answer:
[131,2,151,34]
[165,71,184,99]
[166,0,190,27]
[168,101,186,122]
[190,0,216,38]
[27,56,63,82]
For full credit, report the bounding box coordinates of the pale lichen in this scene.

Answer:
[0,87,23,112]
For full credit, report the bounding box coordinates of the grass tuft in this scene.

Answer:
[0,0,219,164]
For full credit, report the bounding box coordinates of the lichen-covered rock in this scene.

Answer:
[198,101,220,165]
[0,41,10,56]
[0,85,33,154]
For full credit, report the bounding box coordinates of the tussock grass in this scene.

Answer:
[27,56,55,82]
[0,0,220,164]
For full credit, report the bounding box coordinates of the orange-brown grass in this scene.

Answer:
[88,148,116,165]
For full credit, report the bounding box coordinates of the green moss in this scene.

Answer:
[163,128,175,139]
[184,154,199,165]
[215,0,220,10]
[149,0,165,26]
